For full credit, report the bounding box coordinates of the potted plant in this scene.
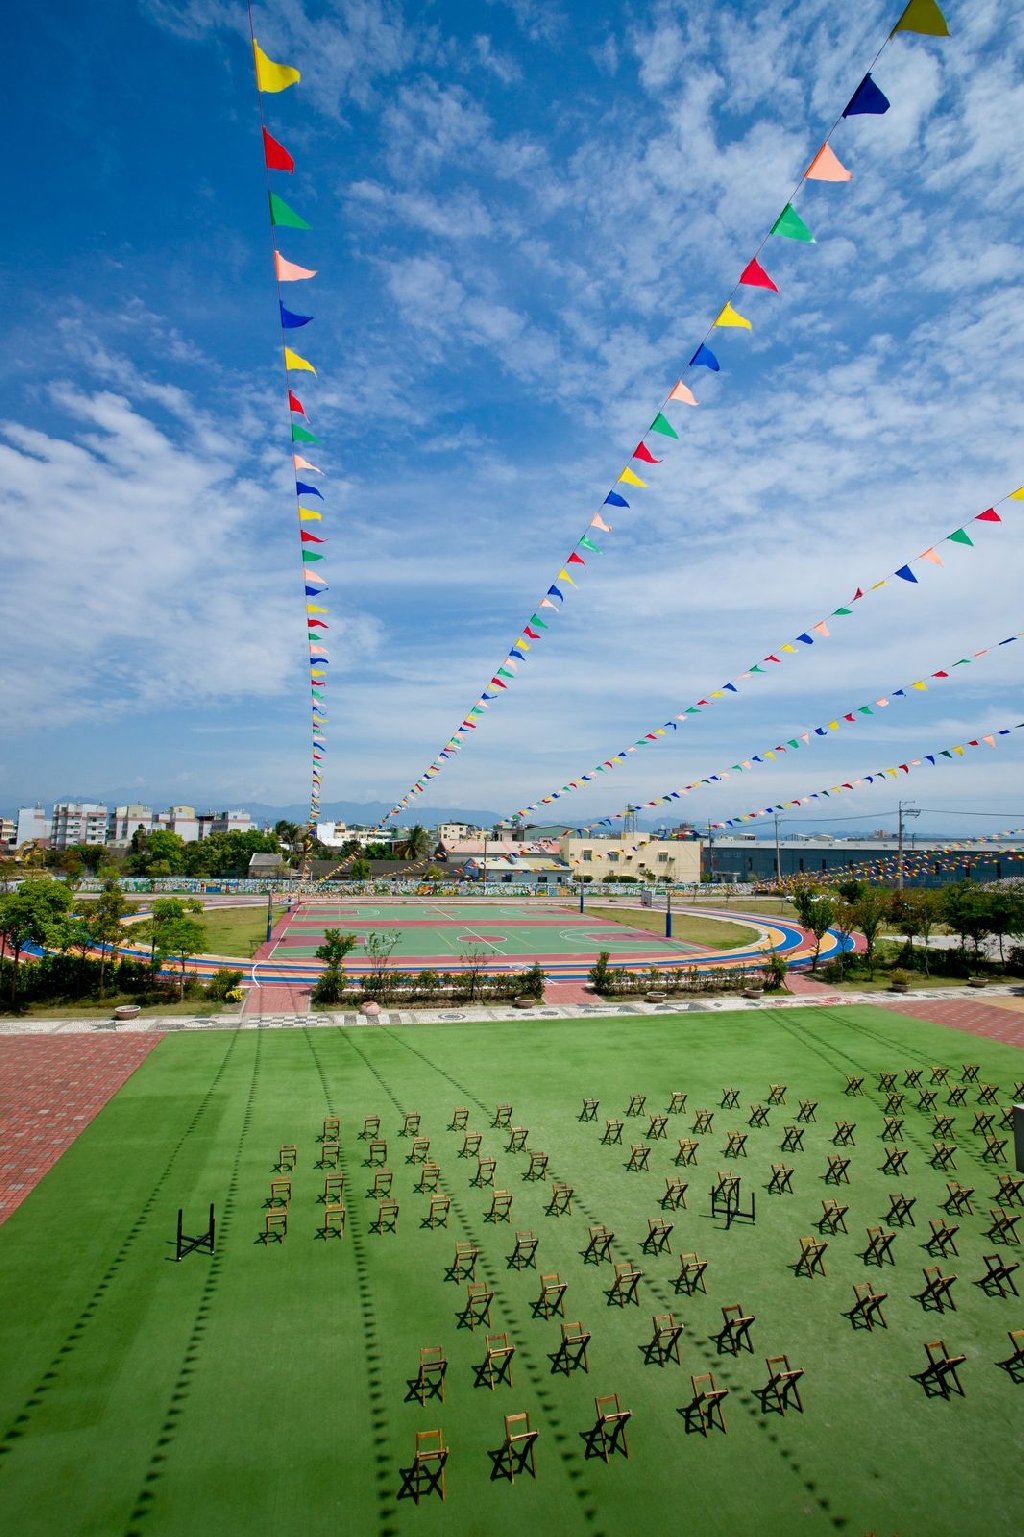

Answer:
[889,968,910,994]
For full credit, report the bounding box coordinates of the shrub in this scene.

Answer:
[312,967,347,1005]
[206,967,244,1000]
[588,950,612,992]
[762,951,789,991]
[518,963,545,999]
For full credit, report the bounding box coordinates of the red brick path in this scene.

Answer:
[879,996,1024,1049]
[0,1034,164,1227]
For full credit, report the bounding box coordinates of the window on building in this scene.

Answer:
[582,850,592,862]
[607,852,619,863]
[657,853,668,863]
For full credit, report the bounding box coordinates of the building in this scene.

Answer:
[50,802,108,850]
[196,810,253,838]
[15,805,51,847]
[0,816,15,848]
[703,835,1024,888]
[560,836,702,884]
[107,804,154,846]
[436,822,482,844]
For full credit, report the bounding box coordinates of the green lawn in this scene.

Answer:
[195,904,286,957]
[1,1008,1022,1536]
[585,904,757,949]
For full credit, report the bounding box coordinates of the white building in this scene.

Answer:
[16,805,51,847]
[51,802,108,850]
[0,816,16,848]
[560,835,702,884]
[436,822,482,844]
[315,820,349,847]
[107,804,154,846]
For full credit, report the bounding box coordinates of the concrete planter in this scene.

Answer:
[359,1001,381,1018]
[741,989,763,1000]
[967,977,988,989]
[645,991,668,1003]
[512,997,534,1010]
[113,1004,141,1021]
[889,982,909,994]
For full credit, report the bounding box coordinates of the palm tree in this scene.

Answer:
[399,824,433,863]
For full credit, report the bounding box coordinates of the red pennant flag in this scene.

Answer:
[567,551,585,566]
[633,442,661,465]
[288,390,305,414]
[263,127,295,172]
[739,257,779,292]
[300,530,325,543]
[524,626,541,639]
[851,587,864,601]
[975,508,1001,522]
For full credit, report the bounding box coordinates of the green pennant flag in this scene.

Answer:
[649,412,679,439]
[530,614,549,629]
[947,528,974,545]
[891,0,949,38]
[750,664,765,673]
[859,706,873,715]
[771,203,814,242]
[578,536,602,553]
[685,707,701,714]
[832,606,852,616]
[497,667,515,680]
[302,551,325,561]
[788,740,799,749]
[291,424,320,443]
[269,192,311,230]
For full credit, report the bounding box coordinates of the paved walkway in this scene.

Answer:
[0,1034,164,1227]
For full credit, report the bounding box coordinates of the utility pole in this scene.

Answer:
[897,801,920,892]
[665,885,673,940]
[773,812,783,888]
[266,887,274,942]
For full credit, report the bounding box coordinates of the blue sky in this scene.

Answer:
[2,0,1023,837]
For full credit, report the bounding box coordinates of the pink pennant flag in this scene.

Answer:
[590,513,612,533]
[293,454,322,472]
[919,547,944,565]
[804,143,852,181]
[539,598,558,610]
[983,734,996,747]
[668,380,698,406]
[813,621,829,637]
[275,250,318,282]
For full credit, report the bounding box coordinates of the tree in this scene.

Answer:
[399,824,432,862]
[124,829,187,877]
[942,881,993,964]
[312,928,358,1006]
[46,912,96,997]
[889,887,942,974]
[851,885,891,977]
[0,878,74,1002]
[77,878,134,997]
[791,883,839,971]
[349,856,371,881]
[138,897,204,966]
[364,930,400,1002]
[152,915,207,998]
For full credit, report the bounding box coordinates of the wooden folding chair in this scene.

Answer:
[904,1069,923,1089]
[360,1115,380,1140]
[627,1144,651,1172]
[675,1138,699,1166]
[483,1332,514,1390]
[795,1237,827,1278]
[883,1116,904,1141]
[973,1111,996,1135]
[884,1092,905,1115]
[845,1076,865,1096]
[693,1109,714,1134]
[488,1189,513,1223]
[982,1135,1008,1164]
[593,1394,632,1460]
[509,1230,538,1269]
[886,1192,916,1227]
[720,1088,740,1110]
[688,1373,728,1434]
[768,1083,787,1106]
[927,1219,959,1257]
[320,1139,341,1169]
[368,1139,388,1166]
[849,1281,887,1330]
[662,1177,688,1210]
[583,1224,614,1263]
[930,1142,958,1172]
[610,1261,643,1307]
[409,1136,431,1164]
[996,1174,1024,1208]
[643,1217,673,1256]
[465,1281,494,1330]
[961,1063,981,1083]
[748,1105,769,1130]
[416,1162,440,1193]
[268,1177,291,1208]
[323,1202,346,1238]
[646,1113,668,1141]
[724,1131,748,1159]
[497,1412,538,1481]
[917,1091,937,1114]
[768,1164,794,1195]
[668,1090,688,1113]
[548,1181,573,1216]
[415,1346,447,1404]
[449,1106,469,1131]
[998,1329,1024,1374]
[977,1254,1019,1297]
[931,1065,950,1085]
[649,1313,683,1365]
[322,1114,340,1142]
[626,1093,646,1117]
[493,1103,513,1128]
[919,1340,966,1398]
[781,1126,805,1153]
[825,1154,851,1185]
[863,1227,897,1267]
[716,1303,754,1355]
[428,1193,450,1229]
[762,1355,804,1414]
[877,1072,898,1093]
[278,1144,298,1172]
[537,1273,567,1318]
[373,1168,394,1197]
[944,1181,975,1215]
[263,1209,287,1243]
[881,1145,908,1176]
[932,1113,956,1140]
[797,1099,818,1123]
[987,1208,1021,1245]
[323,1172,344,1204]
[507,1127,528,1153]
[602,1119,624,1145]
[401,1111,421,1137]
[473,1155,496,1188]
[676,1252,709,1294]
[376,1198,399,1234]
[915,1266,957,1313]
[819,1198,849,1235]
[461,1130,483,1158]
[977,1083,999,1106]
[451,1241,478,1282]
[580,1097,599,1121]
[411,1428,447,1503]
[556,1320,591,1375]
[526,1150,549,1180]
[832,1121,856,1146]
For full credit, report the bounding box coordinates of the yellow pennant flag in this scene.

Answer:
[1009,487,1024,500]
[284,347,316,374]
[713,301,752,329]
[253,40,301,93]
[618,467,647,487]
[307,604,328,613]
[299,507,322,521]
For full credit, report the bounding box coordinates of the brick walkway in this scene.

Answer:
[880,996,1024,1049]
[782,970,843,1002]
[0,1034,164,1227]
[243,982,311,1016]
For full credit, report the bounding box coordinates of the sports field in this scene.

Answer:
[1,1005,1021,1536]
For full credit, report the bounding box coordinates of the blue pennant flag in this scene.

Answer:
[843,74,890,117]
[605,492,629,509]
[281,303,313,328]
[690,343,720,371]
[296,482,323,499]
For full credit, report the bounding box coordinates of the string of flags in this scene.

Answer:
[513,487,1021,819]
[810,841,1024,885]
[535,623,1024,835]
[376,0,953,828]
[248,28,327,865]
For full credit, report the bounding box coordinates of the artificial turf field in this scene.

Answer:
[1,1006,1021,1537]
